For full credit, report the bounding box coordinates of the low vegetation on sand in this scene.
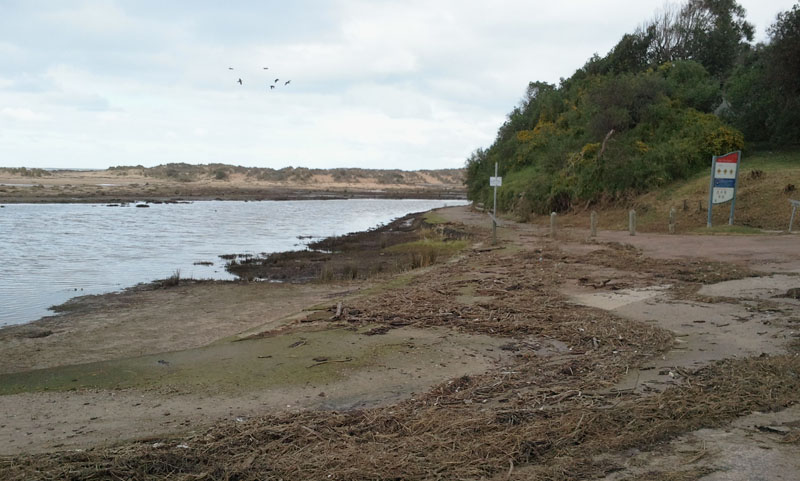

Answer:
[108,163,465,187]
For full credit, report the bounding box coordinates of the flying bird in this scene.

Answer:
[228,67,234,70]
[284,80,291,85]
[270,85,275,90]
[237,78,242,85]
[274,78,279,83]
[263,67,269,70]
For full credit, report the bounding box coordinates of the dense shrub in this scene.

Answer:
[464,0,777,216]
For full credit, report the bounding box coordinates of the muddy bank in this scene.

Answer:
[0,281,353,375]
[224,211,470,282]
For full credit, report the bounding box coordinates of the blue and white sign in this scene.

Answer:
[707,151,741,227]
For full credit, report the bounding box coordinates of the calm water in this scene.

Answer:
[0,199,467,327]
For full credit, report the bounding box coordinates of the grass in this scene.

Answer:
[422,211,448,224]
[161,269,181,287]
[386,239,468,268]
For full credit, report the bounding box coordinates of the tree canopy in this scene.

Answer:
[465,0,798,217]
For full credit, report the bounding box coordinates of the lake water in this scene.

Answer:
[0,199,467,327]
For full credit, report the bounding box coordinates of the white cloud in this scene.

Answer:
[1,108,51,122]
[0,0,796,169]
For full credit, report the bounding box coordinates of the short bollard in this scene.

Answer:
[590,211,597,237]
[669,207,676,234]
[550,212,557,238]
[629,209,636,236]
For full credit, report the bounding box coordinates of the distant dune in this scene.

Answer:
[0,164,466,203]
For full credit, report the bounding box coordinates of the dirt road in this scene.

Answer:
[443,207,800,480]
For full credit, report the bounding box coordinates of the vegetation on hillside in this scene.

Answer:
[107,163,464,185]
[0,167,51,177]
[466,0,799,218]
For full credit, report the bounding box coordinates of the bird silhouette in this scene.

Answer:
[270,85,275,90]
[284,80,291,85]
[237,78,242,85]
[263,67,269,70]
[274,78,279,83]
[228,67,234,70]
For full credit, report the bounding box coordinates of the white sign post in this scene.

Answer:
[707,151,741,227]
[489,163,501,245]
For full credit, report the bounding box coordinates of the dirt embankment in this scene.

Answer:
[1,205,799,480]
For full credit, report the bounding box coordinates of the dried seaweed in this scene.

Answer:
[2,237,796,481]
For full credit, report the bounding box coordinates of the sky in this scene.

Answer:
[0,1,796,171]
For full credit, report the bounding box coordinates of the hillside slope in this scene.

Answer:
[523,149,800,233]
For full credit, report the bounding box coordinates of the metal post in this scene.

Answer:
[550,212,557,238]
[729,153,741,225]
[590,211,597,237]
[492,162,498,245]
[707,156,716,228]
[629,209,636,236]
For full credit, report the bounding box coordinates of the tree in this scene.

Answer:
[644,0,754,79]
[682,0,754,79]
[724,3,800,145]
[767,4,800,98]
[764,3,800,144]
[606,30,654,74]
[647,3,690,64]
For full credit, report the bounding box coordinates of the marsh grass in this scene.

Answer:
[161,269,181,288]
[387,237,467,269]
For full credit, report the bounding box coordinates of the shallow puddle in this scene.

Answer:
[568,285,671,310]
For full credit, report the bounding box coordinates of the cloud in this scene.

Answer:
[1,107,51,122]
[49,92,112,112]
[0,0,796,169]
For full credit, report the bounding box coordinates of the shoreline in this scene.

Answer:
[2,205,799,479]
[0,187,467,204]
[0,202,466,329]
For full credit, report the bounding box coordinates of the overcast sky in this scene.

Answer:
[0,0,795,170]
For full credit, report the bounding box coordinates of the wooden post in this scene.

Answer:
[550,212,557,238]
[492,163,498,245]
[669,207,676,234]
[629,209,636,236]
[790,200,799,233]
[590,211,597,237]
